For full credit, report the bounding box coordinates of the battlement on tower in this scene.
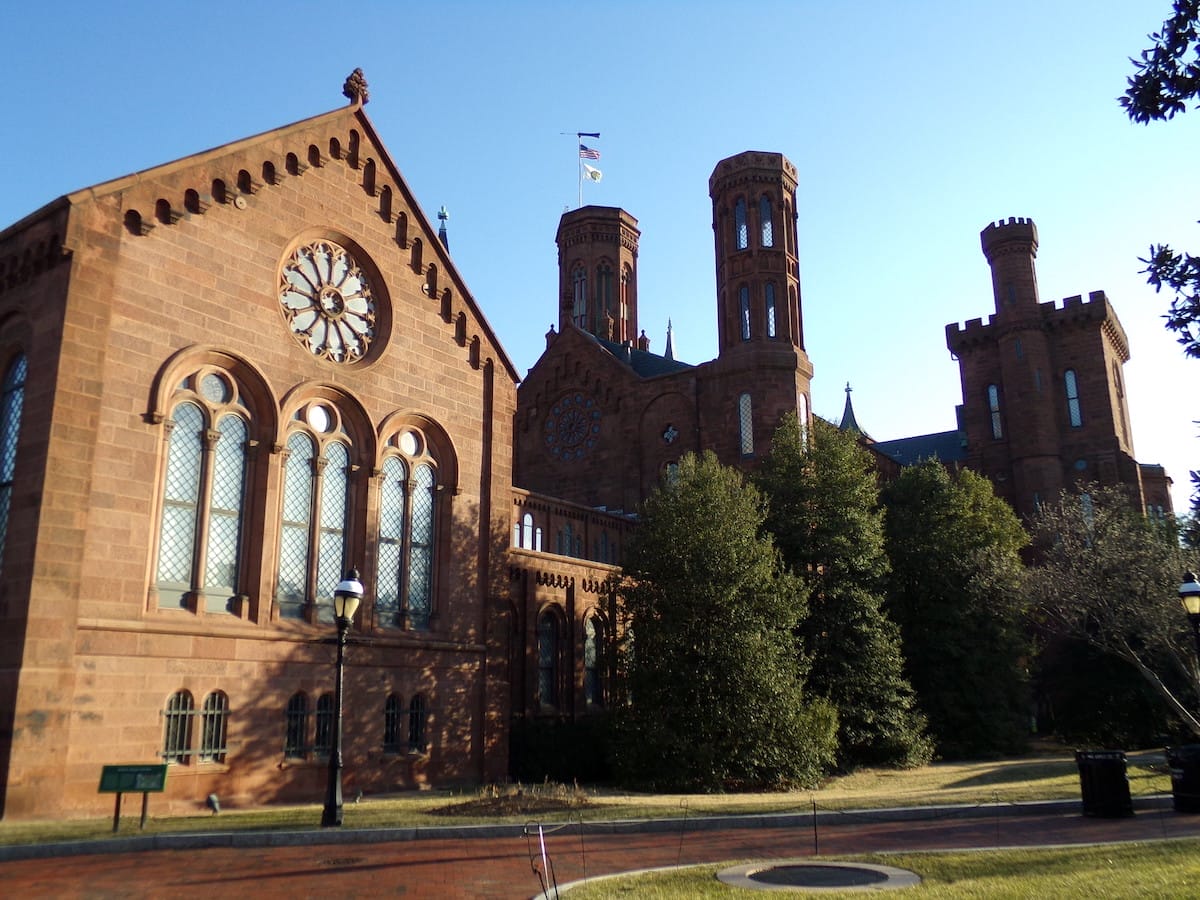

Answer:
[980,216,1039,262]
[946,289,1129,359]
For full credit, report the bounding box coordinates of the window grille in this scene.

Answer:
[383,693,403,753]
[408,465,435,629]
[162,690,194,764]
[314,694,335,756]
[284,693,308,758]
[408,694,428,753]
[734,198,748,250]
[199,692,229,763]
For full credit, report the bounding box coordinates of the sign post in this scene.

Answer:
[98,764,168,832]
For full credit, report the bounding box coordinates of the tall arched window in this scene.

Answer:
[284,692,308,758]
[537,610,560,709]
[572,266,587,329]
[739,286,751,341]
[155,370,250,612]
[584,614,606,707]
[383,693,403,753]
[163,690,194,764]
[596,262,614,335]
[765,283,777,338]
[987,384,1003,439]
[377,430,439,630]
[0,355,27,579]
[759,195,774,247]
[798,393,810,449]
[275,406,353,622]
[734,198,748,250]
[738,393,754,456]
[1064,369,1082,427]
[408,694,428,753]
[314,694,335,756]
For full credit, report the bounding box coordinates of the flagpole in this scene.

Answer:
[577,132,583,209]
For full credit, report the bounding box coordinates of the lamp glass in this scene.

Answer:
[1181,574,1200,617]
[333,575,364,620]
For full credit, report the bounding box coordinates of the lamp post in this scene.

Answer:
[1180,571,1200,661]
[321,568,363,828]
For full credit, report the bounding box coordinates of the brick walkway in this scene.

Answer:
[2,805,1199,898]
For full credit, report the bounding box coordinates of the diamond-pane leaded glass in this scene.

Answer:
[376,457,406,626]
[407,465,435,629]
[204,416,246,611]
[315,443,349,625]
[0,355,26,581]
[157,403,203,606]
[739,393,754,456]
[759,195,774,248]
[765,283,777,339]
[734,198,748,250]
[276,433,315,619]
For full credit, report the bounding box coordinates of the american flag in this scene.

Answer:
[579,144,601,160]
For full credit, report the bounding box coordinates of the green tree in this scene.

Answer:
[756,416,931,768]
[882,462,1031,758]
[1026,485,1200,735]
[612,451,837,790]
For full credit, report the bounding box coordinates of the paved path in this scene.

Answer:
[2,805,1200,898]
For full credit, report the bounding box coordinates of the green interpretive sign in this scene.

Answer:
[98,764,168,793]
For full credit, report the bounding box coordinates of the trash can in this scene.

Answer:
[1075,750,1133,818]
[1167,745,1200,813]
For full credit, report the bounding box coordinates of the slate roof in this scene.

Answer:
[873,430,967,466]
[592,334,695,378]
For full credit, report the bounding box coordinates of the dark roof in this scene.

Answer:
[873,430,966,467]
[592,334,695,378]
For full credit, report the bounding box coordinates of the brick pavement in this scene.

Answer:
[2,804,1200,898]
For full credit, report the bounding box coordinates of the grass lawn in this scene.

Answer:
[0,747,1171,849]
[559,839,1200,898]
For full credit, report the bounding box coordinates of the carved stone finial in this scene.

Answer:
[343,69,369,105]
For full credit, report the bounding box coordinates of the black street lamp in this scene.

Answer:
[1179,571,1200,661]
[321,568,364,828]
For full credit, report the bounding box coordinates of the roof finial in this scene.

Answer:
[343,69,369,106]
[664,318,675,361]
[437,206,450,251]
[840,382,863,434]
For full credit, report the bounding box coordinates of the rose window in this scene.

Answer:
[279,240,377,363]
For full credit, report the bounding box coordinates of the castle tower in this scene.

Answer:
[708,151,805,353]
[701,151,813,468]
[948,217,1144,518]
[555,207,639,343]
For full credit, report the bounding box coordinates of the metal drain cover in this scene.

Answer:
[718,860,921,892]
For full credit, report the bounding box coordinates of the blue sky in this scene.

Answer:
[3,1,1197,510]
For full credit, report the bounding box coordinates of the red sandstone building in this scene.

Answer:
[0,75,1172,819]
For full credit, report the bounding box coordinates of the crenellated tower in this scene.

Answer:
[947,217,1148,518]
[555,207,639,343]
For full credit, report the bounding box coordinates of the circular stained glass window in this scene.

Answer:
[398,430,422,456]
[199,372,231,404]
[306,403,333,433]
[279,240,377,363]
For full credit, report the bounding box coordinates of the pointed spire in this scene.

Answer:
[342,69,369,106]
[437,206,450,250]
[839,382,863,433]
[664,319,675,360]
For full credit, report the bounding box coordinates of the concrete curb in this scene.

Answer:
[0,794,1176,863]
